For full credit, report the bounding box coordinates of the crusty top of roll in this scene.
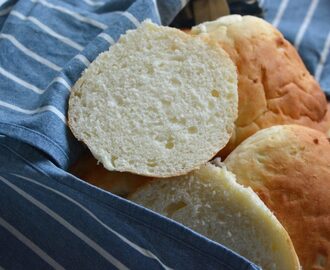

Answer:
[225,124,330,270]
[192,15,328,157]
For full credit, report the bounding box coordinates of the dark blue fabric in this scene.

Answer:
[0,136,259,270]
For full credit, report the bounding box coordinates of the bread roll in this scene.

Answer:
[69,20,238,177]
[192,15,328,157]
[130,163,300,270]
[70,152,150,197]
[225,125,330,270]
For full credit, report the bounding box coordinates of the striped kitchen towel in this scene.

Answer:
[0,136,259,270]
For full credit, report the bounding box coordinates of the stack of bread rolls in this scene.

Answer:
[69,16,330,270]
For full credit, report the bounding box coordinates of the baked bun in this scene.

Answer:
[69,20,238,177]
[130,163,300,270]
[225,125,330,270]
[70,152,150,197]
[192,15,328,157]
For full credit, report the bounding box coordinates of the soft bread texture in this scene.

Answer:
[69,20,238,177]
[225,125,330,270]
[192,15,328,157]
[130,163,300,270]
[70,152,150,197]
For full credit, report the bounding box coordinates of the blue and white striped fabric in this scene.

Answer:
[0,136,259,269]
[0,0,261,269]
[260,0,330,97]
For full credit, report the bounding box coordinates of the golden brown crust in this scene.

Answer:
[192,16,328,157]
[70,152,151,197]
[225,125,330,270]
[326,103,330,137]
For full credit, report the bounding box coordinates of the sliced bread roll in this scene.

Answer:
[225,125,330,270]
[130,163,300,270]
[68,20,238,177]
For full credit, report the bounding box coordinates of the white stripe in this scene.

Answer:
[11,11,84,51]
[0,66,44,94]
[49,76,71,91]
[315,32,330,81]
[0,33,61,71]
[259,0,265,7]
[31,0,107,30]
[0,100,66,123]
[272,0,290,28]
[120,11,140,27]
[294,0,319,50]
[0,176,129,270]
[180,0,188,8]
[0,216,65,270]
[98,33,115,45]
[151,0,161,23]
[83,0,104,7]
[0,5,12,16]
[74,54,90,67]
[13,174,173,270]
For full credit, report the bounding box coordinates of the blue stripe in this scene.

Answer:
[0,175,130,269]
[0,39,58,89]
[295,2,330,73]
[263,0,330,95]
[274,0,308,41]
[0,223,54,270]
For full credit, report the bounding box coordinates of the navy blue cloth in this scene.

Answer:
[0,136,259,270]
[0,0,260,269]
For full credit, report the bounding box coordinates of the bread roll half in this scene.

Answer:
[69,20,238,177]
[192,15,328,157]
[130,163,300,270]
[225,125,330,270]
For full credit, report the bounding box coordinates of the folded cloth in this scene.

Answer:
[0,136,259,270]
[0,0,260,269]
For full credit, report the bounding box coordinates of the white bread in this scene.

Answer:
[68,20,238,177]
[130,163,300,270]
[191,15,328,157]
[225,125,330,270]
